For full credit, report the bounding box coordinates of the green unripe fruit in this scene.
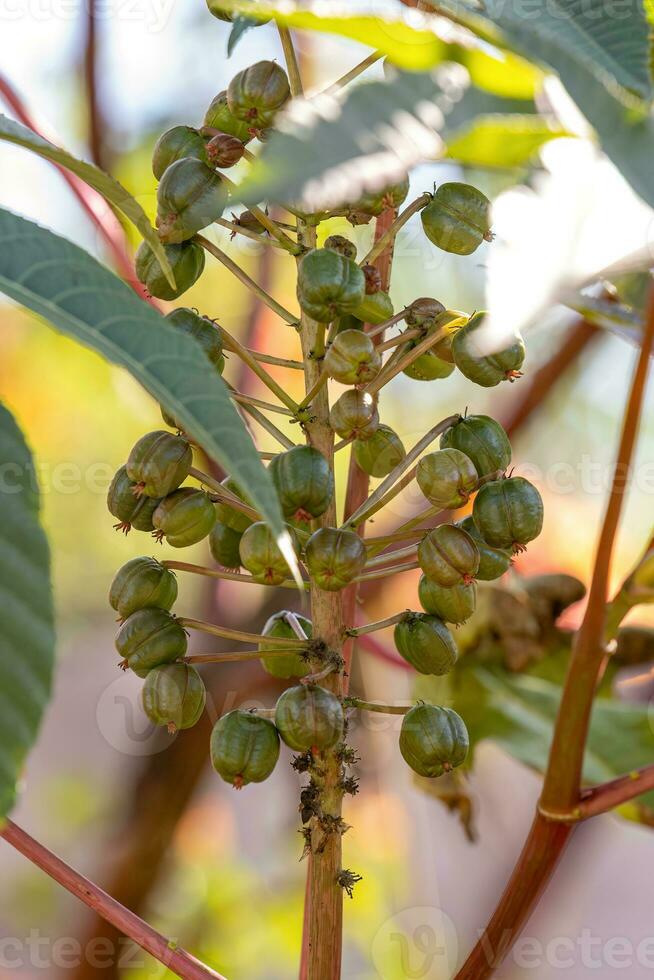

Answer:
[166,308,224,373]
[473,477,544,552]
[142,663,206,733]
[352,289,394,326]
[126,431,192,498]
[214,477,254,533]
[418,524,480,587]
[160,404,181,430]
[324,235,357,260]
[227,60,290,130]
[324,330,381,385]
[239,521,298,585]
[394,613,458,675]
[354,176,410,216]
[268,445,334,524]
[403,336,455,381]
[275,684,344,752]
[297,249,365,323]
[205,132,245,169]
[334,314,364,334]
[405,297,446,330]
[109,556,178,620]
[440,414,511,478]
[206,0,271,26]
[416,448,478,509]
[353,424,406,478]
[399,704,469,777]
[305,527,366,591]
[107,465,161,533]
[418,576,476,625]
[156,158,228,244]
[421,182,491,255]
[204,90,253,143]
[259,610,312,679]
[456,516,512,581]
[210,709,280,788]
[452,312,525,387]
[152,126,208,180]
[209,520,243,569]
[116,608,187,677]
[135,240,205,300]
[329,390,379,440]
[153,488,216,547]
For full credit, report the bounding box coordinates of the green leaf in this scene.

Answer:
[240,69,527,209]
[0,402,55,819]
[449,666,654,804]
[0,207,291,560]
[446,114,568,167]
[0,114,174,289]
[227,15,257,55]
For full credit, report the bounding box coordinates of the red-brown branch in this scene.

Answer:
[0,74,152,303]
[0,820,227,980]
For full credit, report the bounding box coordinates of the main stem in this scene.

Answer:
[297,218,345,980]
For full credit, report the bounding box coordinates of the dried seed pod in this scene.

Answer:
[205,132,245,168]
[362,264,382,294]
[324,235,357,261]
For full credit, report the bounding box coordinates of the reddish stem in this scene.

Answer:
[578,764,654,819]
[0,820,226,980]
[0,74,153,304]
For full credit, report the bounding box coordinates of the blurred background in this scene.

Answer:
[2,4,654,978]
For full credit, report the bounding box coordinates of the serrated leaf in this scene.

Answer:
[0,207,290,560]
[0,403,55,819]
[446,114,568,167]
[0,114,174,289]
[239,67,527,210]
[450,666,654,805]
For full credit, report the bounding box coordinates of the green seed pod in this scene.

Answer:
[456,516,512,581]
[352,289,394,326]
[209,520,243,569]
[354,175,410,216]
[268,445,334,524]
[353,423,406,478]
[275,684,344,752]
[329,390,379,440]
[232,208,266,235]
[259,610,312,679]
[151,126,208,180]
[394,613,458,675]
[166,308,224,373]
[333,314,364,334]
[115,608,187,678]
[205,132,245,169]
[452,312,525,387]
[418,524,480,586]
[107,465,161,533]
[126,431,192,498]
[214,477,254,533]
[440,414,511,479]
[160,404,181,430]
[135,240,205,301]
[399,704,469,777]
[204,90,253,143]
[239,521,298,585]
[324,330,382,385]
[421,182,491,255]
[210,709,280,788]
[418,576,476,625]
[109,556,178,620]
[156,158,228,244]
[405,297,446,330]
[416,448,478,509]
[305,527,366,591]
[142,662,206,733]
[297,249,366,323]
[403,335,455,381]
[473,477,544,552]
[153,488,216,548]
[227,60,290,130]
[324,235,357,260]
